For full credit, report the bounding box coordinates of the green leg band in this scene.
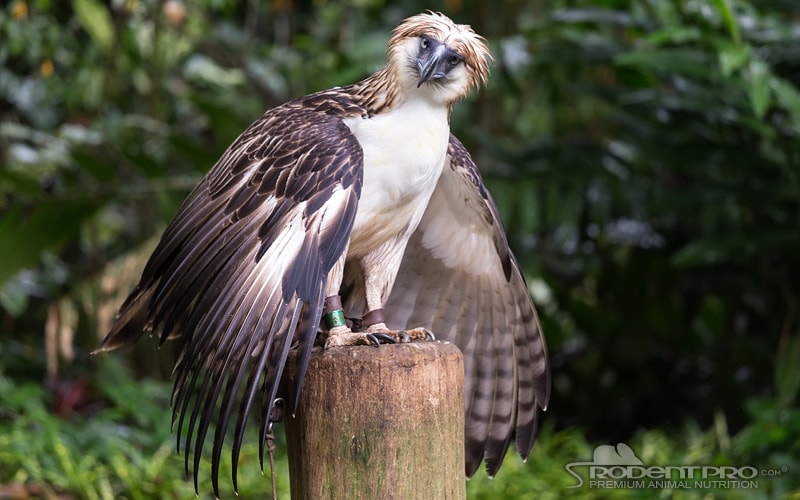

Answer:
[324,309,346,329]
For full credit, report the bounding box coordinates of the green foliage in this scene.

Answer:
[1,0,799,497]
[466,411,800,499]
[470,0,800,439]
[0,357,291,498]
[1,355,796,498]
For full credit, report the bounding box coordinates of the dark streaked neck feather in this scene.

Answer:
[294,66,402,119]
[346,66,402,117]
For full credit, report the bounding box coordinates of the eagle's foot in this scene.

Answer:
[323,323,434,349]
[323,329,387,348]
[364,323,435,343]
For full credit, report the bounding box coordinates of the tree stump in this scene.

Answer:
[284,341,465,500]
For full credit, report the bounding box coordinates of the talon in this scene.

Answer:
[367,333,396,345]
[398,331,411,343]
[269,398,285,423]
[424,329,435,341]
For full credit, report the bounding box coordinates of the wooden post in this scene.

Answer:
[284,341,465,500]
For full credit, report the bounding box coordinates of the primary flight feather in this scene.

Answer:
[94,11,550,494]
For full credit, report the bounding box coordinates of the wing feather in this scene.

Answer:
[484,278,516,473]
[384,134,550,477]
[94,103,363,496]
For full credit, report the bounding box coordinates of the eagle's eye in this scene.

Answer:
[447,55,463,67]
[420,37,430,50]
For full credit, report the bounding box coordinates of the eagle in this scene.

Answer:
[94,11,550,495]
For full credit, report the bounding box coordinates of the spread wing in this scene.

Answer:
[93,104,363,495]
[384,134,550,477]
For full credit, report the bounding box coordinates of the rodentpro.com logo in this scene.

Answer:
[565,443,787,490]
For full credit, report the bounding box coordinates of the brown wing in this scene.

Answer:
[94,103,363,495]
[384,134,550,477]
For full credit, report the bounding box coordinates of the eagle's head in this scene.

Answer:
[387,12,492,104]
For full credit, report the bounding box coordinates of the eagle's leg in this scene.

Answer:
[321,252,387,348]
[321,252,364,348]
[324,240,434,348]
[354,241,435,342]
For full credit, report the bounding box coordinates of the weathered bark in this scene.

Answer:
[284,341,466,500]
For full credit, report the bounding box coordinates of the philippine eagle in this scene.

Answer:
[94,11,550,494]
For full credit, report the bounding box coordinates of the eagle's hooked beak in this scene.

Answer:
[417,40,462,87]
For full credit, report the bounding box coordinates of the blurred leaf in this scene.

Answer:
[614,48,714,79]
[712,0,742,45]
[72,0,114,52]
[0,166,42,197]
[747,59,771,118]
[0,278,29,316]
[190,94,251,147]
[183,55,247,88]
[670,230,794,269]
[646,26,702,45]
[775,334,800,410]
[718,43,749,77]
[693,294,727,345]
[770,76,800,125]
[70,144,116,183]
[0,200,99,289]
